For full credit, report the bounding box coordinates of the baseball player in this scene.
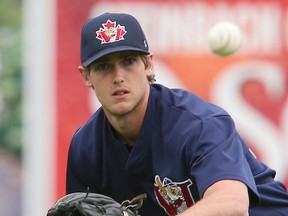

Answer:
[66,12,288,215]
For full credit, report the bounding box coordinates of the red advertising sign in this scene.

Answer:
[56,0,288,201]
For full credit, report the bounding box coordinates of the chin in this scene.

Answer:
[109,104,133,115]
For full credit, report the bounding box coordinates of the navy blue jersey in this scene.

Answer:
[66,84,288,215]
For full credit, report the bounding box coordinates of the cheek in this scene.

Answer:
[94,86,105,100]
[90,75,107,93]
[134,73,150,94]
[131,72,147,88]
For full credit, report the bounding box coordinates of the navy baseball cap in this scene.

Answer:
[80,12,150,67]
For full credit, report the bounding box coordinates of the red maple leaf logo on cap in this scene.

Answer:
[96,20,127,44]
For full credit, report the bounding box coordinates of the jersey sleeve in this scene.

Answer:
[188,115,260,205]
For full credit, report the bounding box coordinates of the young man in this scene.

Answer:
[66,12,288,215]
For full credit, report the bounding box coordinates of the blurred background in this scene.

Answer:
[0,0,21,215]
[0,0,287,215]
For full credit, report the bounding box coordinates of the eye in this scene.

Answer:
[94,63,111,71]
[122,57,136,66]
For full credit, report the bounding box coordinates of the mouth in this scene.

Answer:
[112,88,129,96]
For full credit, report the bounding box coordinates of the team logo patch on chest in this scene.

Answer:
[154,175,195,215]
[96,20,127,44]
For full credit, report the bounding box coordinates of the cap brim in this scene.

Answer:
[83,46,150,67]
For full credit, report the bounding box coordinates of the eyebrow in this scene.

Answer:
[95,58,109,63]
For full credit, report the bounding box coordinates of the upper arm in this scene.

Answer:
[188,116,259,203]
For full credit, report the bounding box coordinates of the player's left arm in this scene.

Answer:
[178,179,249,216]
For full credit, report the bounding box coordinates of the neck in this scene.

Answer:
[105,87,150,146]
[108,108,145,146]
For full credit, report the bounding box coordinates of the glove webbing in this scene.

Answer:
[121,193,147,211]
[77,192,147,215]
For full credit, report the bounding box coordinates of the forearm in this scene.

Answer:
[178,180,249,216]
[178,192,249,216]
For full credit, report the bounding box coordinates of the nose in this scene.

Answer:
[113,64,124,84]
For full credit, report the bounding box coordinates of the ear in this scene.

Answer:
[78,65,93,87]
[146,53,154,75]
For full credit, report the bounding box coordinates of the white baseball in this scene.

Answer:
[207,21,242,56]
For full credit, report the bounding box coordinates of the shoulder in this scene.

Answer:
[67,108,109,168]
[70,108,105,148]
[75,108,104,135]
[150,84,229,121]
[146,84,236,150]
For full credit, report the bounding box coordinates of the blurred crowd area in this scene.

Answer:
[0,0,22,215]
